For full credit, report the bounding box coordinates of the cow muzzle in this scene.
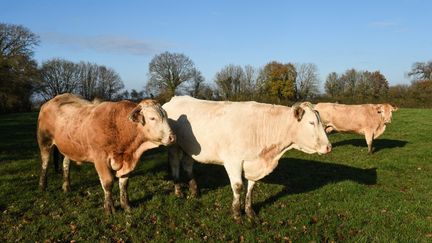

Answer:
[165,133,176,145]
[318,144,332,154]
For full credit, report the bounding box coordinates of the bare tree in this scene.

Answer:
[77,61,99,100]
[184,69,213,99]
[147,52,197,100]
[408,61,432,81]
[243,65,261,97]
[214,64,245,100]
[341,69,359,98]
[37,58,80,100]
[295,63,320,100]
[96,65,124,100]
[0,23,39,58]
[324,72,342,98]
[129,89,146,102]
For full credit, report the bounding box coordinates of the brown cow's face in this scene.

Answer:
[291,103,332,155]
[129,100,175,146]
[377,104,398,124]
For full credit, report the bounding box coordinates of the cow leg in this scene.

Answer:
[224,162,244,222]
[95,162,115,214]
[365,132,374,154]
[325,126,334,134]
[119,177,131,212]
[39,147,51,191]
[182,155,198,198]
[62,156,71,192]
[168,145,183,197]
[245,180,256,220]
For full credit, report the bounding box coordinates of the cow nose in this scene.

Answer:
[168,133,176,144]
[326,144,332,153]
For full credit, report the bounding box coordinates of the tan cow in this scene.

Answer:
[37,93,175,214]
[314,103,398,154]
[163,96,331,221]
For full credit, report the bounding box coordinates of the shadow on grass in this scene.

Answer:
[332,139,408,153]
[152,156,377,212]
[255,157,377,213]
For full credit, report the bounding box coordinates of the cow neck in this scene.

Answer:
[257,106,294,157]
[113,123,154,178]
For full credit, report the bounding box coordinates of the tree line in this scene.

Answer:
[145,51,432,107]
[1,23,431,113]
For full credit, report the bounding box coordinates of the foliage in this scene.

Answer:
[1,110,431,241]
[409,80,432,107]
[323,69,389,103]
[261,61,297,103]
[0,23,40,113]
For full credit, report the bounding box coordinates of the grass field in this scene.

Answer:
[0,109,431,242]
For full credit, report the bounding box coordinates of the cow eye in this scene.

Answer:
[309,121,315,125]
[149,117,156,121]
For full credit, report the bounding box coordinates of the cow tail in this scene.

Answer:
[52,146,61,174]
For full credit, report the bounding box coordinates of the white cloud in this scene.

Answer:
[369,21,398,28]
[40,32,170,56]
[369,21,409,33]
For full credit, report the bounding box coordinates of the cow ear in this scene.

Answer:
[129,106,145,125]
[294,106,305,121]
[376,105,383,113]
[391,104,398,111]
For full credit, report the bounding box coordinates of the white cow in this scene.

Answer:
[163,96,331,221]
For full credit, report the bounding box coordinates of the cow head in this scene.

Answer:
[376,103,398,124]
[290,102,331,155]
[129,99,176,146]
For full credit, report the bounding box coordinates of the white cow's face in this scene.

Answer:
[377,104,398,124]
[291,103,331,155]
[129,100,175,146]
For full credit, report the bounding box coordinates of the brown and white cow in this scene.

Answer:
[162,96,331,221]
[314,103,398,154]
[37,93,175,214]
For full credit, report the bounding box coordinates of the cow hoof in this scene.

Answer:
[245,207,257,219]
[121,202,131,213]
[233,215,242,224]
[174,184,184,198]
[188,188,200,198]
[104,203,116,215]
[188,179,199,198]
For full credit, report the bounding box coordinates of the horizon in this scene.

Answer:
[3,0,431,91]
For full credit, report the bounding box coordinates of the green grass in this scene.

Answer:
[0,109,431,242]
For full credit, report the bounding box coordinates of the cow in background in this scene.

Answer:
[315,103,398,154]
[37,93,175,214]
[163,96,331,221]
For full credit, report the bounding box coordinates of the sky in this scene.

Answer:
[2,0,431,91]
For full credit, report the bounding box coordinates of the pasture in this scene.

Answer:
[0,109,431,242]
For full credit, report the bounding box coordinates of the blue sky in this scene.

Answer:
[3,0,431,91]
